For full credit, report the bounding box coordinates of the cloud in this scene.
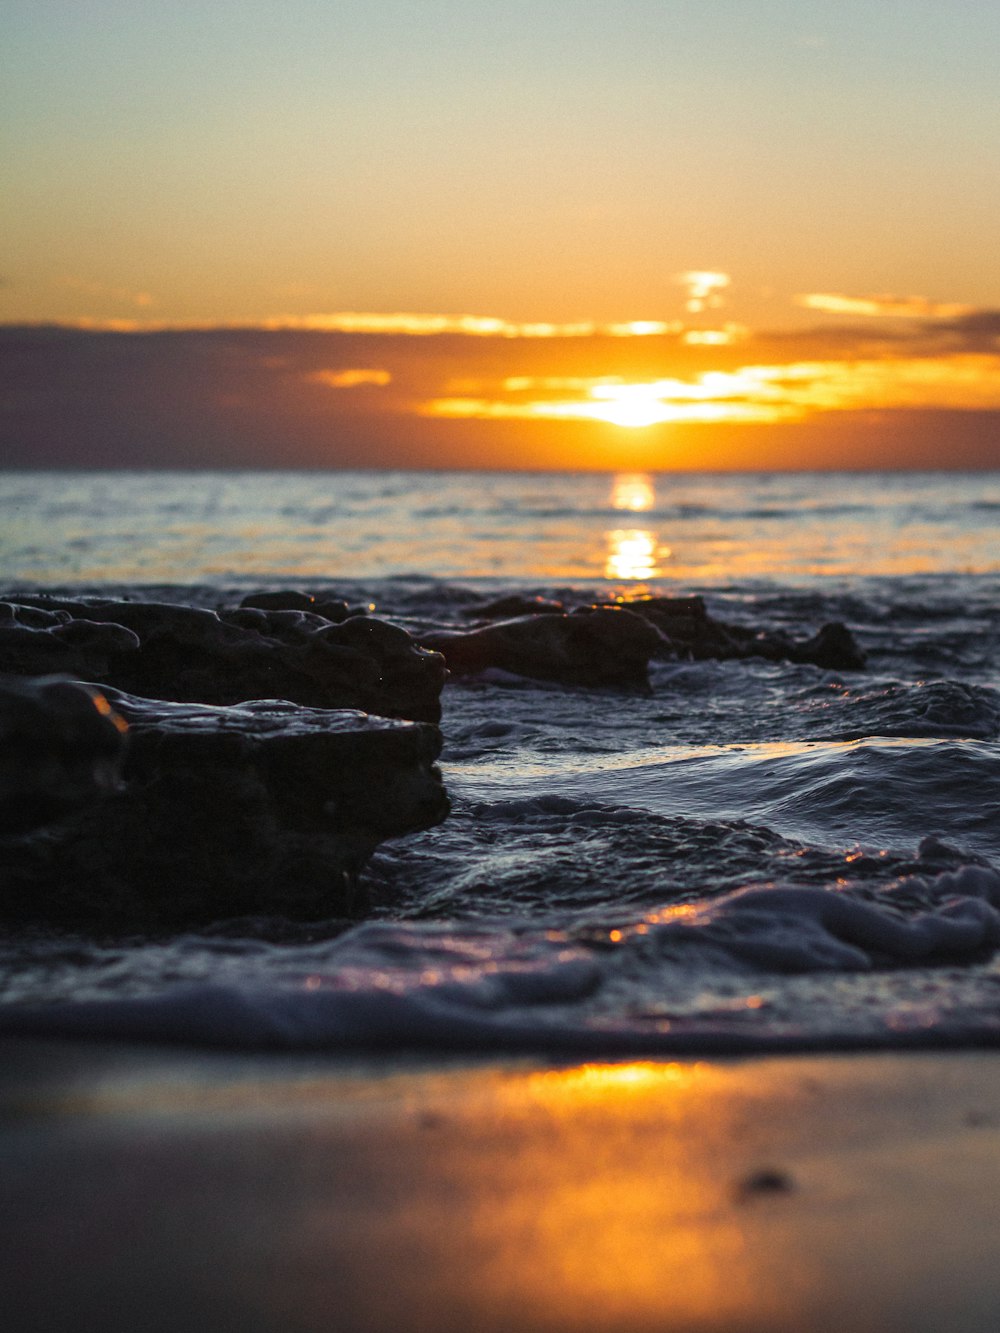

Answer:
[3,321,1000,469]
[682,324,746,346]
[674,271,730,314]
[258,312,682,338]
[17,311,688,339]
[795,292,973,320]
[423,354,1000,427]
[307,368,392,388]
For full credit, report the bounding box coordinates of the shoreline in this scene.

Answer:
[4,1040,1000,1331]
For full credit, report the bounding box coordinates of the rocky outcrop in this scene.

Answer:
[614,596,867,671]
[0,602,140,678]
[453,592,866,671]
[1,597,447,722]
[238,589,373,621]
[0,688,449,928]
[0,675,127,834]
[421,606,666,687]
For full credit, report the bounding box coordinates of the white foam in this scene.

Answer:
[6,868,1000,1054]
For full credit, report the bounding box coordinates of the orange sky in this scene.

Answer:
[3,2,999,469]
[2,317,998,470]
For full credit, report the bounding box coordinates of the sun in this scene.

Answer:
[587,384,672,428]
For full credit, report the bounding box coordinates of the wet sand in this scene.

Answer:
[3,1039,1000,1332]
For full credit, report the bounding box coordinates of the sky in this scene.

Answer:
[3,0,1000,469]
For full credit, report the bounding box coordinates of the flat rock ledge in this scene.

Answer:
[0,681,449,928]
[0,597,447,723]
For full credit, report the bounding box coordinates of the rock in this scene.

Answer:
[0,601,140,678]
[0,675,127,833]
[238,590,371,622]
[616,596,866,670]
[1,598,446,722]
[787,621,867,671]
[461,594,566,621]
[0,689,449,927]
[421,607,666,687]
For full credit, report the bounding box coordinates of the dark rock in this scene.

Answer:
[0,602,140,677]
[461,594,567,621]
[617,596,866,671]
[238,590,370,622]
[788,621,867,671]
[0,690,449,927]
[0,675,127,833]
[1,598,445,722]
[421,607,666,687]
[239,590,318,613]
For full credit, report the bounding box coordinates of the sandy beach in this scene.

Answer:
[3,1039,1000,1332]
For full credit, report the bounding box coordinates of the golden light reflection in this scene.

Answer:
[606,473,666,577]
[610,472,655,511]
[416,1059,802,1329]
[605,529,663,579]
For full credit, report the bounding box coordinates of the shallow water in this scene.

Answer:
[2,469,1000,1053]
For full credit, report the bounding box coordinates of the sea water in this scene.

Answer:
[2,468,1000,1053]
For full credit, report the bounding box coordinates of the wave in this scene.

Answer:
[4,863,1000,1054]
[453,738,1000,863]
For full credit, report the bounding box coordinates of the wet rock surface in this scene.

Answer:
[423,594,865,686]
[0,602,140,678]
[0,690,449,928]
[607,595,866,671]
[0,675,127,834]
[422,607,666,688]
[1,596,446,722]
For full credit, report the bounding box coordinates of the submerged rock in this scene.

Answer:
[0,675,127,834]
[1,597,446,722]
[421,607,665,687]
[617,595,867,670]
[0,690,449,927]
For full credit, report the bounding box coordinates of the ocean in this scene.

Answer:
[2,468,1000,1054]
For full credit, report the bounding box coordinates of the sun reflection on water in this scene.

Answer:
[610,472,655,511]
[605,473,669,578]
